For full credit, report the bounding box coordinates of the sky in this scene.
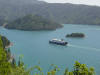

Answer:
[44,0,100,6]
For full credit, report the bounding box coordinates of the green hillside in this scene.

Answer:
[0,0,100,25]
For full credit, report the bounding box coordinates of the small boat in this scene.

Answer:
[49,39,68,46]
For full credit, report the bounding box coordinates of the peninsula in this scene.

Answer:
[5,14,62,31]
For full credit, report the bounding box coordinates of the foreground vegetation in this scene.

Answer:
[0,35,95,75]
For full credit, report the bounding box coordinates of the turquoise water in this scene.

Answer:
[0,24,100,75]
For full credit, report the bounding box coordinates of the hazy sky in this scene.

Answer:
[44,0,100,6]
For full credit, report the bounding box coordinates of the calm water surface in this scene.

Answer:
[0,24,100,75]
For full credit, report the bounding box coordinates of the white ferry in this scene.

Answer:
[49,39,68,46]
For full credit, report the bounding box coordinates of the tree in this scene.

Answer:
[64,68,69,75]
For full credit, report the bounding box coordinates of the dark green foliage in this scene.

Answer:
[11,58,16,67]
[6,48,11,61]
[5,14,62,30]
[18,55,24,67]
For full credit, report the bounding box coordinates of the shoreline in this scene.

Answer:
[5,42,13,48]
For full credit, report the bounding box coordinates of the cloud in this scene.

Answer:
[44,0,100,6]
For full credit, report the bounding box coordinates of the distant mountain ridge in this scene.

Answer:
[0,0,44,4]
[0,0,100,25]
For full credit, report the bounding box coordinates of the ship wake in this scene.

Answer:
[68,44,100,52]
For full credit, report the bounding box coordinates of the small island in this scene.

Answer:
[66,33,85,38]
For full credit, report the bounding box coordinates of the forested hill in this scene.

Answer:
[0,0,46,5]
[5,14,62,30]
[0,0,100,25]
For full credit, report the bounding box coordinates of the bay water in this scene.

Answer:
[0,24,100,75]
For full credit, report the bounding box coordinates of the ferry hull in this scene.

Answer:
[49,41,68,46]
